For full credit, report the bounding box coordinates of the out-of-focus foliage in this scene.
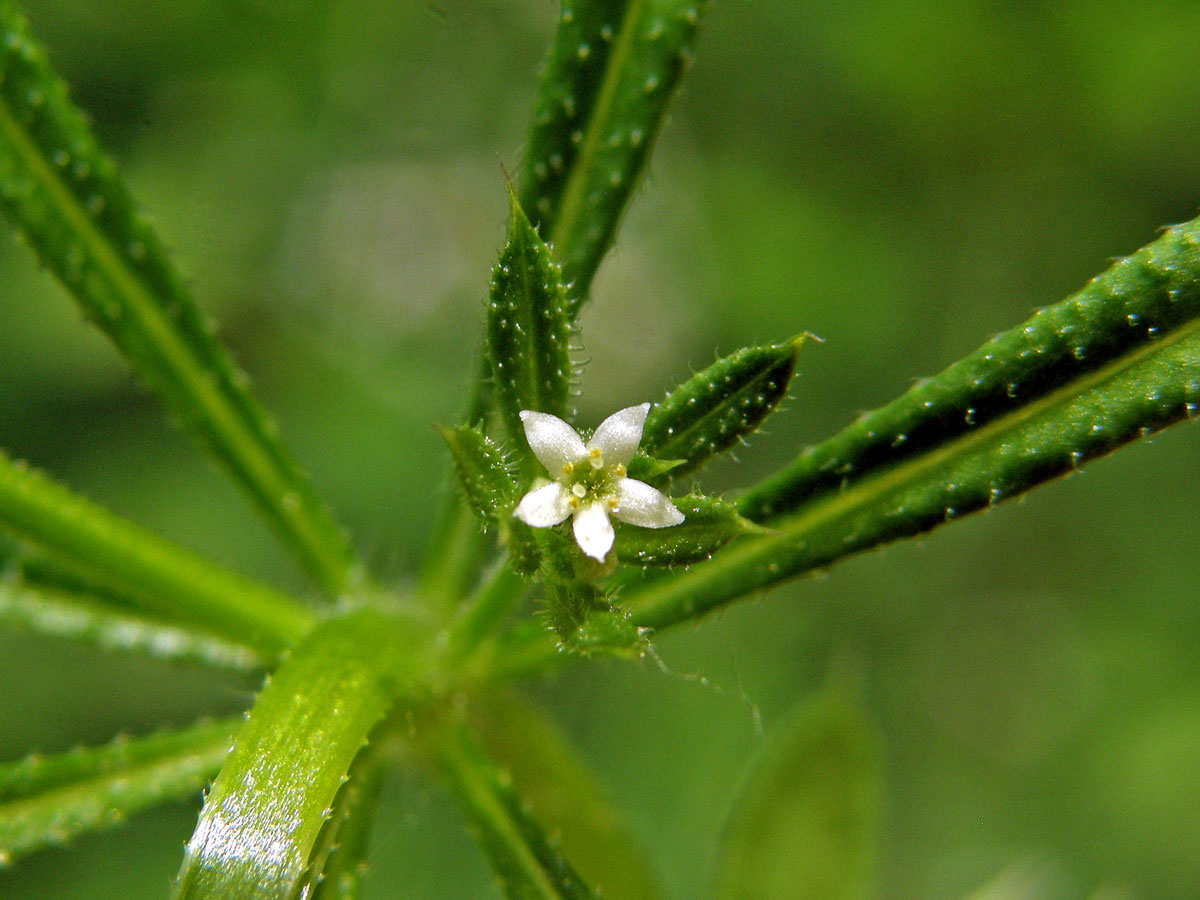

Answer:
[0,2,1198,899]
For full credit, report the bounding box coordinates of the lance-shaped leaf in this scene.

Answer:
[434,721,603,900]
[613,493,762,566]
[488,187,575,461]
[491,216,1200,671]
[438,424,521,530]
[437,424,543,577]
[0,449,314,656]
[0,576,262,672]
[520,0,710,302]
[640,337,808,484]
[173,609,424,900]
[473,691,663,900]
[712,692,881,900]
[624,216,1200,630]
[0,717,237,867]
[0,6,360,596]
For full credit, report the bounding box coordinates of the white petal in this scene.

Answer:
[589,403,650,467]
[519,410,587,473]
[572,501,615,561]
[611,478,685,528]
[513,482,571,527]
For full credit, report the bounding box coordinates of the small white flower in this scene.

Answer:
[513,404,685,561]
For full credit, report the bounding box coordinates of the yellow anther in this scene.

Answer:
[613,463,626,477]
[607,497,619,511]
[569,496,581,510]
[561,462,574,475]
[589,447,604,469]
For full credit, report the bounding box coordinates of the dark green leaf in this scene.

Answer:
[438,424,521,529]
[613,494,762,566]
[623,453,685,484]
[0,6,360,596]
[520,0,710,302]
[0,718,237,867]
[713,692,881,900]
[621,217,1200,631]
[488,186,576,462]
[640,337,808,483]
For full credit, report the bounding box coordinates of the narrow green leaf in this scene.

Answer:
[473,691,663,900]
[613,494,761,566]
[173,609,427,900]
[623,452,685,484]
[623,217,1200,631]
[0,718,237,867]
[640,337,808,483]
[521,0,710,301]
[0,449,314,657]
[435,721,602,900]
[0,576,262,672]
[0,5,360,596]
[713,692,881,900]
[438,424,521,529]
[488,186,575,459]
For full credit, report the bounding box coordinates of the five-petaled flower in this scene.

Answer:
[513,404,684,561]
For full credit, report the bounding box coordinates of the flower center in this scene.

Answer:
[561,449,625,510]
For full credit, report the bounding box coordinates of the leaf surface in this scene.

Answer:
[488,187,575,464]
[520,0,710,301]
[640,338,807,484]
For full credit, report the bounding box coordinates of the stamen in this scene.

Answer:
[613,463,626,477]
[569,496,581,510]
[561,462,574,475]
[588,447,604,469]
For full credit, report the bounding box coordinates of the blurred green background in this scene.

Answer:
[1,1,1199,898]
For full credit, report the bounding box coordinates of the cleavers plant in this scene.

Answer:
[0,1,1199,899]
